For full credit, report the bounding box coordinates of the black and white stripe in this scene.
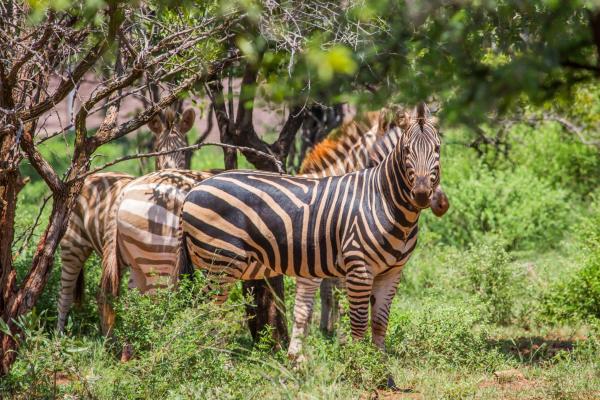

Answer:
[179,103,442,351]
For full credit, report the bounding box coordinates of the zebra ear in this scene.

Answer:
[148,114,164,135]
[178,108,196,134]
[399,111,411,131]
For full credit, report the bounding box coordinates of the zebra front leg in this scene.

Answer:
[370,268,403,350]
[57,243,93,333]
[345,264,374,341]
[288,276,321,360]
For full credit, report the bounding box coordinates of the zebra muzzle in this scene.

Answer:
[411,178,432,208]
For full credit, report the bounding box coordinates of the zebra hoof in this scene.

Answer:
[379,374,400,391]
[120,342,133,362]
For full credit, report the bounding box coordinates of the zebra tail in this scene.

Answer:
[173,209,194,285]
[100,197,122,299]
[74,268,84,308]
[174,235,194,282]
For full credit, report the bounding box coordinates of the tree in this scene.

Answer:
[0,0,239,374]
[351,1,600,146]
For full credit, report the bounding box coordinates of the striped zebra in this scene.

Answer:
[111,169,214,294]
[291,107,449,356]
[57,107,196,333]
[178,103,442,353]
[57,172,134,333]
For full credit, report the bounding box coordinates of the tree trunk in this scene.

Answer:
[210,76,288,347]
[0,170,23,375]
[242,277,288,347]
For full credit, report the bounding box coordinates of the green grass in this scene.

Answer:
[4,123,600,399]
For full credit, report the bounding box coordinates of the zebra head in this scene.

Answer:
[400,103,441,209]
[148,107,196,169]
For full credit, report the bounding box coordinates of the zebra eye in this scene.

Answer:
[435,145,440,153]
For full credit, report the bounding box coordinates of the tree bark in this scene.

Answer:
[208,69,294,347]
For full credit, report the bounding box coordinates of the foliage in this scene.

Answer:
[423,142,571,250]
[509,122,600,197]
[387,300,503,369]
[540,198,600,323]
[459,239,523,325]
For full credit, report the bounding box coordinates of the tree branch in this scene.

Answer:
[72,141,284,182]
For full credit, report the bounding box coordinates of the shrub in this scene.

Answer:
[509,123,600,198]
[459,238,524,324]
[540,199,600,323]
[422,162,570,250]
[386,301,503,369]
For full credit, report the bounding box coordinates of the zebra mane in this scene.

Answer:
[299,109,395,175]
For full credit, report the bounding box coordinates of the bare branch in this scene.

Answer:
[73,141,284,182]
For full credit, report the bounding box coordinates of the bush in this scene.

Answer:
[423,162,570,250]
[386,301,503,369]
[540,199,600,323]
[459,239,524,325]
[509,123,600,198]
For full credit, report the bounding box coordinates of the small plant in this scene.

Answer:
[387,301,503,369]
[460,238,523,325]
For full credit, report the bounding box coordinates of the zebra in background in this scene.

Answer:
[56,107,197,334]
[110,169,214,295]
[57,172,134,333]
[291,107,449,357]
[148,107,196,170]
[179,103,442,354]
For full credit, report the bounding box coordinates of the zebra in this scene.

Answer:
[111,169,214,294]
[291,107,449,356]
[148,108,196,170]
[178,103,442,353]
[56,107,196,333]
[57,172,134,333]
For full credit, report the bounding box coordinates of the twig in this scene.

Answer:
[71,141,284,182]
[14,194,52,258]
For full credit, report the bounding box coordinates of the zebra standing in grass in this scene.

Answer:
[179,103,442,351]
[291,108,449,356]
[57,172,134,333]
[57,107,196,333]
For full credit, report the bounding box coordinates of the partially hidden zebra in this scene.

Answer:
[148,107,195,169]
[57,107,197,333]
[111,169,214,295]
[178,103,442,353]
[291,107,449,356]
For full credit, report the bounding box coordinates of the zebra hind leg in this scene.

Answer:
[204,259,245,305]
[288,276,321,360]
[57,242,94,333]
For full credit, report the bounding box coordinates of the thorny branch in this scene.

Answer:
[74,141,285,181]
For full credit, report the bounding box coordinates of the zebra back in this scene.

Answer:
[299,108,404,178]
[115,169,214,292]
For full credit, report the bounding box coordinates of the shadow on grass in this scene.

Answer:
[488,336,579,364]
